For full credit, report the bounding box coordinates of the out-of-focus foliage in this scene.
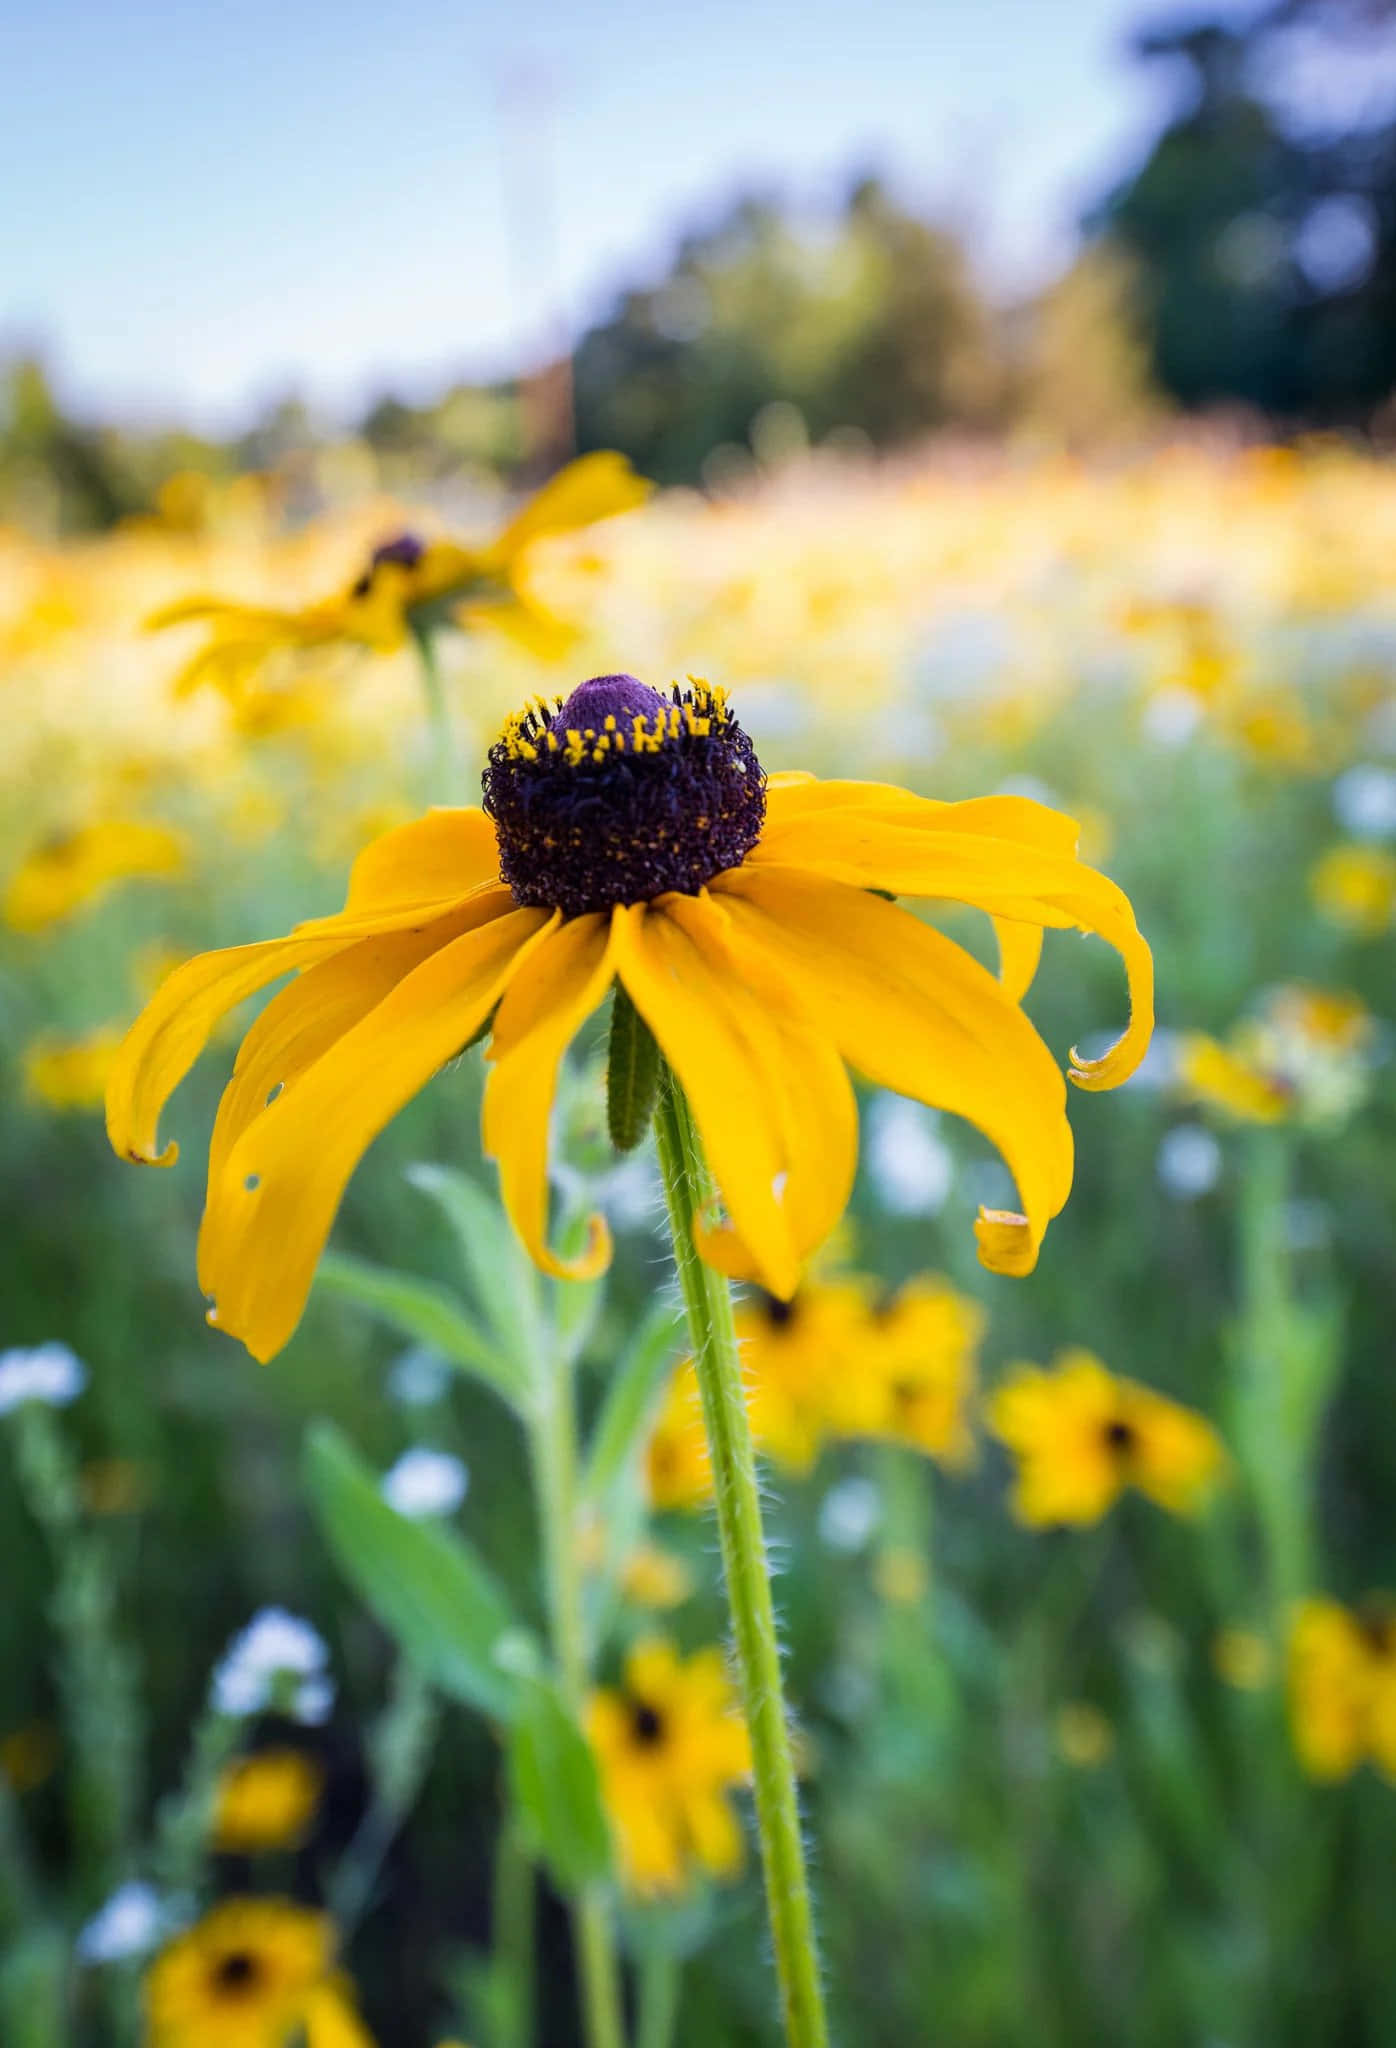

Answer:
[1095,0,1396,424]
[572,178,1005,483]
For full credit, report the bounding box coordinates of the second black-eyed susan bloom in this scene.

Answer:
[106,671,1152,1362]
[987,1349,1225,1527]
[141,1897,344,2048]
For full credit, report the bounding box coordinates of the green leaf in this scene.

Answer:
[584,1296,683,1502]
[315,1251,522,1410]
[606,983,660,1152]
[303,1422,525,1721]
[507,1674,612,1895]
[405,1162,540,1383]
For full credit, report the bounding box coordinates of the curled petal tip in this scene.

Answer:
[1068,1034,1143,1092]
[552,1211,613,1282]
[974,1207,1040,1277]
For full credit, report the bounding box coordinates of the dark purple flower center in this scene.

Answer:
[1103,1417,1137,1458]
[351,531,426,596]
[484,675,766,918]
[212,1950,261,1994]
[628,1698,666,1747]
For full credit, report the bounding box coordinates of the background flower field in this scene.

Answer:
[4,436,1396,2045]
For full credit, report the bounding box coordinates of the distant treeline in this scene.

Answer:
[4,0,1393,531]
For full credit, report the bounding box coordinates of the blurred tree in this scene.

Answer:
[1015,245,1165,447]
[1094,0,1396,425]
[572,177,1001,483]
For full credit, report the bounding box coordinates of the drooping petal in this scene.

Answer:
[612,896,851,1300]
[199,908,550,1362]
[713,865,1074,1277]
[993,916,1045,1005]
[106,932,363,1166]
[759,780,1082,854]
[749,796,1151,1089]
[480,912,618,1281]
[650,894,857,1289]
[206,897,511,1187]
[486,451,651,563]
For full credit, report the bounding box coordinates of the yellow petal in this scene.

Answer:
[199,908,548,1361]
[206,897,510,1188]
[106,931,360,1166]
[760,781,1081,855]
[303,1982,379,2048]
[651,894,857,1289]
[480,912,617,1280]
[612,899,822,1300]
[993,917,1044,1004]
[715,865,1074,1277]
[487,451,651,562]
[750,797,1151,1089]
[337,809,501,918]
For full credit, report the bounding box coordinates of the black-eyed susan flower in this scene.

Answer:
[212,1748,326,1855]
[141,1896,337,2048]
[586,1639,751,1895]
[4,819,186,934]
[1180,984,1374,1129]
[149,453,650,707]
[106,670,1151,1363]
[987,1349,1225,1527]
[1288,1597,1396,1782]
[849,1276,982,1466]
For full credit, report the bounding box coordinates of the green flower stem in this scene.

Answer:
[636,1951,681,2048]
[529,1350,628,2048]
[491,1815,536,2048]
[409,618,462,806]
[653,1070,830,2048]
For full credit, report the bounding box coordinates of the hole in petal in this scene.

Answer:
[265,1082,284,1105]
[244,1174,261,1192]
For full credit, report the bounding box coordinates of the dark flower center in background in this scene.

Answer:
[351,530,426,597]
[1103,1417,1137,1458]
[628,1698,666,1747]
[761,1291,798,1329]
[212,1950,261,1994]
[484,674,766,918]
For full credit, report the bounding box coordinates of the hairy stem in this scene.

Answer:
[653,1069,829,2048]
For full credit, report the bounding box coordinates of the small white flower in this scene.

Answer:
[818,1477,883,1554]
[77,1881,163,1963]
[0,1343,87,1415]
[211,1607,332,1724]
[1142,688,1204,747]
[1333,764,1396,841]
[386,1346,452,1409]
[866,1095,953,1216]
[381,1447,469,1519]
[1157,1124,1223,1200]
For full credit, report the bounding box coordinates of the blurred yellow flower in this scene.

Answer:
[149,452,650,707]
[23,1024,125,1110]
[987,1349,1226,1527]
[142,1897,339,2048]
[873,1546,929,1606]
[618,1543,694,1610]
[1288,1597,1396,1782]
[1177,1033,1291,1124]
[849,1277,982,1466]
[4,820,187,934]
[1212,1626,1273,1692]
[1310,843,1396,936]
[303,1980,378,2048]
[212,1748,325,1855]
[106,676,1150,1362]
[648,1271,979,1502]
[587,1639,751,1896]
[1054,1700,1114,1767]
[1180,985,1373,1129]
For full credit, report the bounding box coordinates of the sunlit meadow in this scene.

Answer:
[5,438,1396,2047]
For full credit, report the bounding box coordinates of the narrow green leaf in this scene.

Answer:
[583,1296,683,1502]
[606,984,660,1152]
[303,1422,525,1721]
[405,1162,540,1378]
[316,1251,523,1409]
[508,1674,612,1894]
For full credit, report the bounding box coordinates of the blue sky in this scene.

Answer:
[3,0,1222,427]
